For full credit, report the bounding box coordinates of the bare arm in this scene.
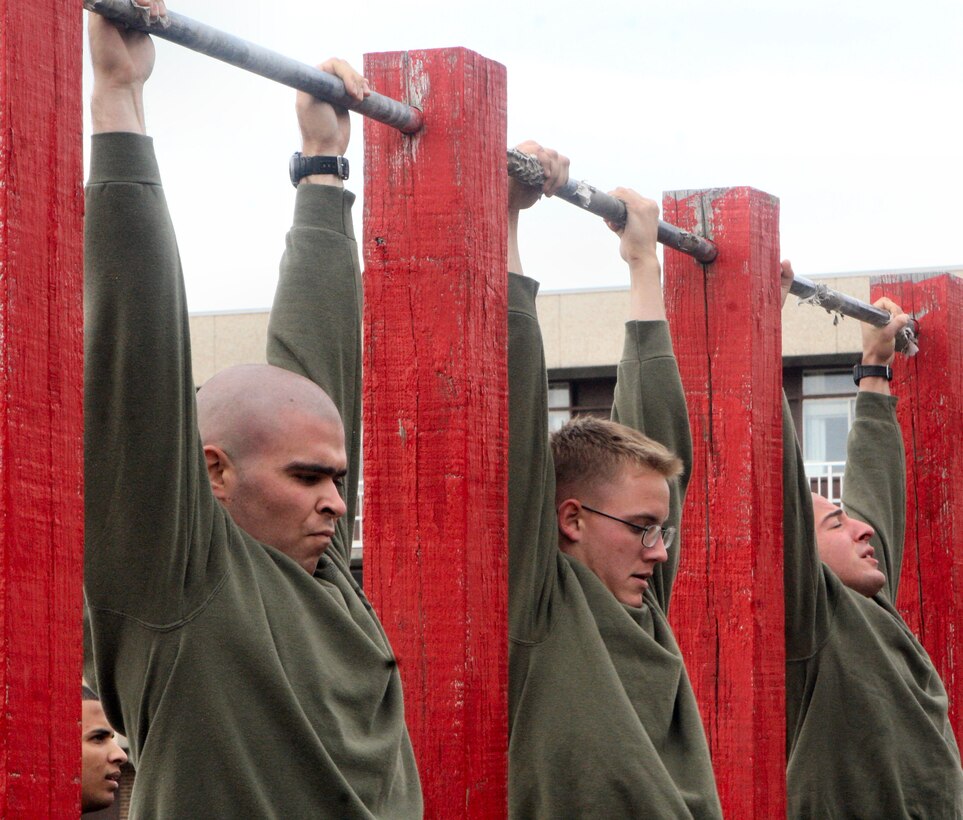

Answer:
[88,0,165,134]
[605,188,664,321]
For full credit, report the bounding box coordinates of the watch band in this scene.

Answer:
[853,363,893,385]
[289,152,349,186]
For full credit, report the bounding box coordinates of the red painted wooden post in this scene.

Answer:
[362,49,508,818]
[871,273,963,741]
[0,1,84,815]
[662,188,785,818]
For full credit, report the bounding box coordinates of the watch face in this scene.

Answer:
[289,152,304,187]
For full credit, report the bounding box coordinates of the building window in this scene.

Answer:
[548,382,572,432]
[802,371,856,503]
[547,377,617,431]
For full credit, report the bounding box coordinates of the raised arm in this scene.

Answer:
[266,63,369,567]
[608,190,692,610]
[779,260,832,658]
[841,298,909,602]
[85,0,224,624]
[507,142,569,640]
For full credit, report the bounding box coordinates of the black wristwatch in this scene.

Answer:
[853,363,893,385]
[289,152,349,186]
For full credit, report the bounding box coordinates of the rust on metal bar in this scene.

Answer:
[790,274,919,356]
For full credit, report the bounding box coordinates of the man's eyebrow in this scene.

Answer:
[284,461,348,478]
[627,513,661,526]
[820,508,843,526]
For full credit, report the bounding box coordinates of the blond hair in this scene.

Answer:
[551,415,682,503]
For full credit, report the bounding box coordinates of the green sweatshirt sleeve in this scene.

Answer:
[266,186,362,569]
[508,273,560,642]
[611,321,692,613]
[782,395,833,661]
[841,392,905,604]
[84,133,227,624]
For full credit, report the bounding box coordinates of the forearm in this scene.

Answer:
[857,346,892,397]
[91,83,147,134]
[508,209,523,275]
[626,253,665,321]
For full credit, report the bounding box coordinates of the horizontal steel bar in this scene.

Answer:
[790,274,919,356]
[506,148,718,264]
[84,0,424,134]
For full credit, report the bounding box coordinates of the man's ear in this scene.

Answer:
[204,445,234,502]
[557,498,584,545]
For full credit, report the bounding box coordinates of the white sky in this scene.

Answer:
[83,0,963,313]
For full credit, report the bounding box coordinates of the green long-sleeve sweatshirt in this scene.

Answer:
[84,133,422,819]
[507,273,721,818]
[784,391,963,818]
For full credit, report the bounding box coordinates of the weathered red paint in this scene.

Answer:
[0,1,84,815]
[662,188,786,818]
[871,273,963,742]
[362,49,508,818]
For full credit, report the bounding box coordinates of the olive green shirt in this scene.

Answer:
[508,273,721,818]
[84,133,422,819]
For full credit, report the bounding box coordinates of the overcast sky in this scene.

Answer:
[83,0,962,313]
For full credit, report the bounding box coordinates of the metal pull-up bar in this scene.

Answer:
[507,149,720,264]
[508,148,919,354]
[83,0,425,133]
[789,275,920,356]
[86,1,920,355]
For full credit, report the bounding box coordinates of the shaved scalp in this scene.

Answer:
[197,365,342,461]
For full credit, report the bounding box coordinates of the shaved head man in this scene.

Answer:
[197,365,347,573]
[84,8,421,814]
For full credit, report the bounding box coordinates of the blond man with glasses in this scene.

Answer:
[507,142,720,819]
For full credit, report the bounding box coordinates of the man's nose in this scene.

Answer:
[648,539,670,565]
[319,482,347,518]
[111,742,128,764]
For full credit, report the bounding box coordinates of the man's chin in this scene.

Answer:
[82,794,114,814]
[856,569,887,598]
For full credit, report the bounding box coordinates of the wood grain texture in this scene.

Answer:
[871,273,962,743]
[0,1,84,815]
[663,188,785,818]
[362,49,508,819]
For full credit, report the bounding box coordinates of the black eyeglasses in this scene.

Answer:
[580,504,676,549]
